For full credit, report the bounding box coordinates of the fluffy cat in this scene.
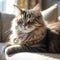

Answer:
[4,4,60,56]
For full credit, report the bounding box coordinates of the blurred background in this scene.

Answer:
[0,0,60,15]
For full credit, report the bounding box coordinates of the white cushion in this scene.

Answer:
[6,52,60,60]
[41,4,58,24]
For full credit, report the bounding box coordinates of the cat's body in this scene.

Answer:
[47,22,60,53]
[5,4,60,55]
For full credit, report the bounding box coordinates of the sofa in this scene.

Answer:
[0,4,60,60]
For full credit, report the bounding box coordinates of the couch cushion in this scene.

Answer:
[41,4,58,24]
[1,13,14,42]
[5,52,60,60]
[0,13,2,41]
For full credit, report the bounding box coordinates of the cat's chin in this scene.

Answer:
[16,28,34,33]
[16,26,36,33]
[20,30,32,33]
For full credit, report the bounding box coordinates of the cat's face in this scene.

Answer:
[13,4,44,33]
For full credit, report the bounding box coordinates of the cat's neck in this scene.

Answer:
[16,26,46,41]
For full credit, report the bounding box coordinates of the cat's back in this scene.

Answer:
[47,22,60,53]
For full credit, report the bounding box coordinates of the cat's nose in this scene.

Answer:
[23,23,27,27]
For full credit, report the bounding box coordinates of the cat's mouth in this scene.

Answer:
[16,26,36,33]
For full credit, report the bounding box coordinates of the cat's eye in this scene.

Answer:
[27,14,31,18]
[18,20,23,24]
[21,11,26,14]
[28,21,34,25]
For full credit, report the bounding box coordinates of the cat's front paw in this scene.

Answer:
[5,47,13,56]
[5,45,20,56]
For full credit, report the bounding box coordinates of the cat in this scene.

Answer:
[4,4,60,56]
[5,4,47,55]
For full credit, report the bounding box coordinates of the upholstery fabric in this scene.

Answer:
[5,52,60,60]
[1,13,14,42]
[42,4,58,24]
[0,13,2,41]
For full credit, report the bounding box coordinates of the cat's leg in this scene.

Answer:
[5,45,30,56]
[5,44,48,56]
[5,45,21,56]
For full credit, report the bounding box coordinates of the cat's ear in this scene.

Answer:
[14,5,22,16]
[32,4,41,16]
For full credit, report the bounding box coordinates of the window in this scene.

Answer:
[0,0,5,12]
[0,0,17,14]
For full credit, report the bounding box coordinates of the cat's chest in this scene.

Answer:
[13,28,46,46]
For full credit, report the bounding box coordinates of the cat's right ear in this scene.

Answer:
[13,5,22,16]
[32,4,41,16]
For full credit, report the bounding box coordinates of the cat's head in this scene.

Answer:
[12,4,45,33]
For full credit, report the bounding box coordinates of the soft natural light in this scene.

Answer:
[0,0,17,14]
[5,0,16,14]
[5,0,17,14]
[0,0,2,2]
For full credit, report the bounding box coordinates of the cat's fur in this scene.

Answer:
[5,4,60,55]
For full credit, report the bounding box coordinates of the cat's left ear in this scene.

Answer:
[32,4,41,16]
[14,5,22,16]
